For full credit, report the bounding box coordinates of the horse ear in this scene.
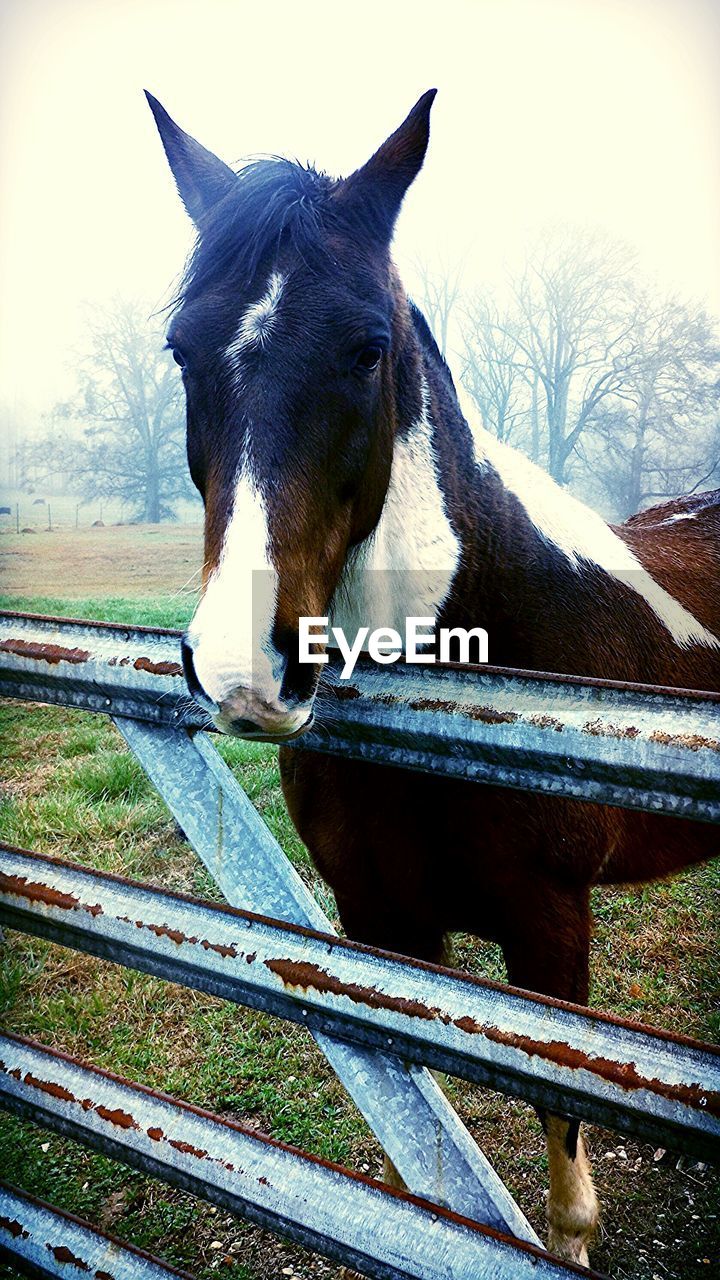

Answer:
[338,89,437,241]
[145,91,237,225]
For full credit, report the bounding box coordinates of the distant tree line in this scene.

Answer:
[415,227,720,519]
[21,227,720,524]
[28,299,195,523]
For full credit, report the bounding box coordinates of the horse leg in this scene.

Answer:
[501,885,599,1266]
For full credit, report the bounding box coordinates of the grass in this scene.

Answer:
[0,592,195,630]
[1,579,719,1279]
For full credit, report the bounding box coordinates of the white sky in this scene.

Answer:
[1,0,718,419]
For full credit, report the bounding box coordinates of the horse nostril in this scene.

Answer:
[273,624,321,704]
[181,636,209,703]
[226,717,261,736]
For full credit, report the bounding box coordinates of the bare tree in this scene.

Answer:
[460,296,535,449]
[35,299,192,522]
[411,257,463,356]
[504,229,637,482]
[585,294,720,517]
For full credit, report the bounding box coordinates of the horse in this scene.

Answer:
[146,88,720,1266]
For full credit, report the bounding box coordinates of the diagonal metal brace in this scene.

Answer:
[114,717,539,1244]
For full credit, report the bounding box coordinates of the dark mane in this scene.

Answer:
[409,300,458,395]
[178,158,337,305]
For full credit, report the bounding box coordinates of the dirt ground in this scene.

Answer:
[0,524,204,600]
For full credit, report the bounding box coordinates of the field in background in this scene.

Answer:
[0,487,203,537]
[0,524,718,1280]
[0,522,203,607]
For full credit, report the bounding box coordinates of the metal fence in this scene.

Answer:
[0,609,718,1280]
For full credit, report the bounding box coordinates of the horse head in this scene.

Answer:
[148,89,436,738]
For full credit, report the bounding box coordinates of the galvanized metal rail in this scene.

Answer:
[113,719,533,1241]
[0,1036,599,1280]
[1,610,719,821]
[1,607,718,1279]
[0,1182,194,1280]
[1,843,718,1160]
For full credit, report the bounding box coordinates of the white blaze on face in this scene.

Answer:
[458,388,718,651]
[187,466,300,728]
[225,271,285,371]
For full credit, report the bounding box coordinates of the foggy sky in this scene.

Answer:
[1,0,718,420]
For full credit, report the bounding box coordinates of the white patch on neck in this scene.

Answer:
[334,379,461,636]
[458,389,718,650]
[226,271,285,364]
[658,511,697,525]
[187,464,283,706]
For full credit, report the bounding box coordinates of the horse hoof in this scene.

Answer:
[547,1226,591,1268]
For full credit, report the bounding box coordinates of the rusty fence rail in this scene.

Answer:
[0,1037,595,1280]
[1,610,719,822]
[1,609,719,1279]
[1,843,718,1161]
[0,1181,195,1280]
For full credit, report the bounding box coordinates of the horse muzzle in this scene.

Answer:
[214,695,313,741]
[181,635,314,741]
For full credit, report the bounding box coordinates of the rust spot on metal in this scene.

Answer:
[147,923,197,947]
[23,1071,76,1104]
[95,1105,138,1130]
[48,1244,90,1269]
[467,705,518,725]
[95,1271,116,1280]
[407,696,519,725]
[168,1138,209,1159]
[265,958,450,1025]
[649,729,720,753]
[265,961,720,1119]
[409,697,454,714]
[451,1019,720,1116]
[148,1126,164,1141]
[258,1175,269,1185]
[0,871,102,918]
[133,656,183,677]
[453,1015,480,1034]
[246,951,257,964]
[201,939,238,959]
[115,912,233,958]
[0,1216,28,1239]
[584,719,640,740]
[528,714,565,732]
[0,638,91,665]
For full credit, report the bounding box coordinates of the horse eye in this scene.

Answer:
[171,347,187,369]
[355,344,383,373]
